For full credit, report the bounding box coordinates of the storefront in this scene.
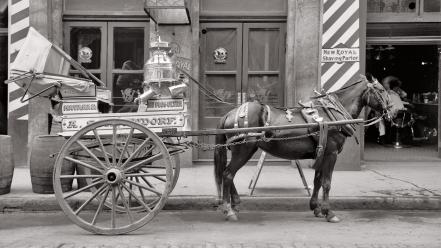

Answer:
[364,0,441,161]
[6,0,439,169]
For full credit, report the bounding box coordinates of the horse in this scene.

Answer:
[213,75,391,223]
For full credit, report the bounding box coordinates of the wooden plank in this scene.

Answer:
[248,151,266,196]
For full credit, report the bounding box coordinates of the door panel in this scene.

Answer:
[243,23,285,107]
[199,23,242,159]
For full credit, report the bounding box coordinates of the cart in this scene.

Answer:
[7,28,363,235]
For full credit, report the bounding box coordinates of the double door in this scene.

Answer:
[198,23,286,160]
[64,22,149,112]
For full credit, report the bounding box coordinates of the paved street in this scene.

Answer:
[0,210,440,248]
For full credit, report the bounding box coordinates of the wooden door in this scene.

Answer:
[198,23,285,160]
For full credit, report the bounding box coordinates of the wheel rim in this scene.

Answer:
[53,119,172,235]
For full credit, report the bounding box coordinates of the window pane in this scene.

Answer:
[368,0,417,13]
[70,27,101,69]
[205,28,238,71]
[113,28,145,69]
[248,28,280,71]
[112,73,143,113]
[201,75,236,117]
[0,8,7,28]
[424,0,441,12]
[248,75,283,107]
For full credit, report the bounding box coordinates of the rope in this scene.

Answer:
[176,67,236,106]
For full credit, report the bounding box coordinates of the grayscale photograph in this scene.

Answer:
[0,0,440,247]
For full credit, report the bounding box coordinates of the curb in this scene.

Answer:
[1,195,441,212]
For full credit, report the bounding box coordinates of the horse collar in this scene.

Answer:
[286,109,293,122]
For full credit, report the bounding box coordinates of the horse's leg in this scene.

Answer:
[221,144,258,221]
[310,169,324,218]
[320,151,340,223]
[230,184,240,212]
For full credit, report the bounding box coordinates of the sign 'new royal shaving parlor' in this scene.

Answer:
[322,48,359,63]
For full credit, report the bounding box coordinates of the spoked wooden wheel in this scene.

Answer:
[53,119,172,235]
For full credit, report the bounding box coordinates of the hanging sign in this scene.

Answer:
[213,47,227,64]
[322,48,359,63]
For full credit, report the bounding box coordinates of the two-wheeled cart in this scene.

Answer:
[52,117,362,235]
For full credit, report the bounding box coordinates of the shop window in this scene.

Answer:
[368,0,417,13]
[424,0,441,12]
[64,22,148,113]
[368,0,441,22]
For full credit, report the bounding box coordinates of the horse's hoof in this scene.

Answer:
[326,215,341,223]
[313,208,324,218]
[232,205,240,213]
[226,213,239,221]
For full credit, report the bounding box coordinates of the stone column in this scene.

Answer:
[27,0,62,165]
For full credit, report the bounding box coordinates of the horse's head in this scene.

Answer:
[362,75,392,121]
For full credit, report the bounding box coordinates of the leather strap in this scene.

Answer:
[264,105,271,126]
[311,121,328,170]
[234,102,249,128]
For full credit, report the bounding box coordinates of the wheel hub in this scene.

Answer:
[105,168,123,184]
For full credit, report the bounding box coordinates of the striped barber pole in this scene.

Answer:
[321,0,361,93]
[8,0,29,120]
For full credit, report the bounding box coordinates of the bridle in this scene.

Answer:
[311,78,391,127]
[362,79,392,127]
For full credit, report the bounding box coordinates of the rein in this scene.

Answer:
[363,112,387,127]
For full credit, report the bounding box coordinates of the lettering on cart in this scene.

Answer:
[63,103,97,112]
[66,120,79,129]
[147,99,184,111]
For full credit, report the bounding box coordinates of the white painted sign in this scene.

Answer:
[322,48,359,63]
[147,99,184,111]
[61,113,186,132]
[62,101,98,114]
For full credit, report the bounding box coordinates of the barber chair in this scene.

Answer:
[390,109,414,148]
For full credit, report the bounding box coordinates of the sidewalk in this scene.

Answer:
[1,161,441,212]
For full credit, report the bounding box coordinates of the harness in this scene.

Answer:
[297,94,354,169]
[224,79,390,170]
[226,103,271,144]
[227,101,332,170]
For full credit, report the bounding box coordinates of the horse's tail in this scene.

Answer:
[214,114,228,204]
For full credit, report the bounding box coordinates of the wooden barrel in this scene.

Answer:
[30,135,75,194]
[0,135,14,195]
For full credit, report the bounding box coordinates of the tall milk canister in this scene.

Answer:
[0,135,14,195]
[30,135,75,193]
